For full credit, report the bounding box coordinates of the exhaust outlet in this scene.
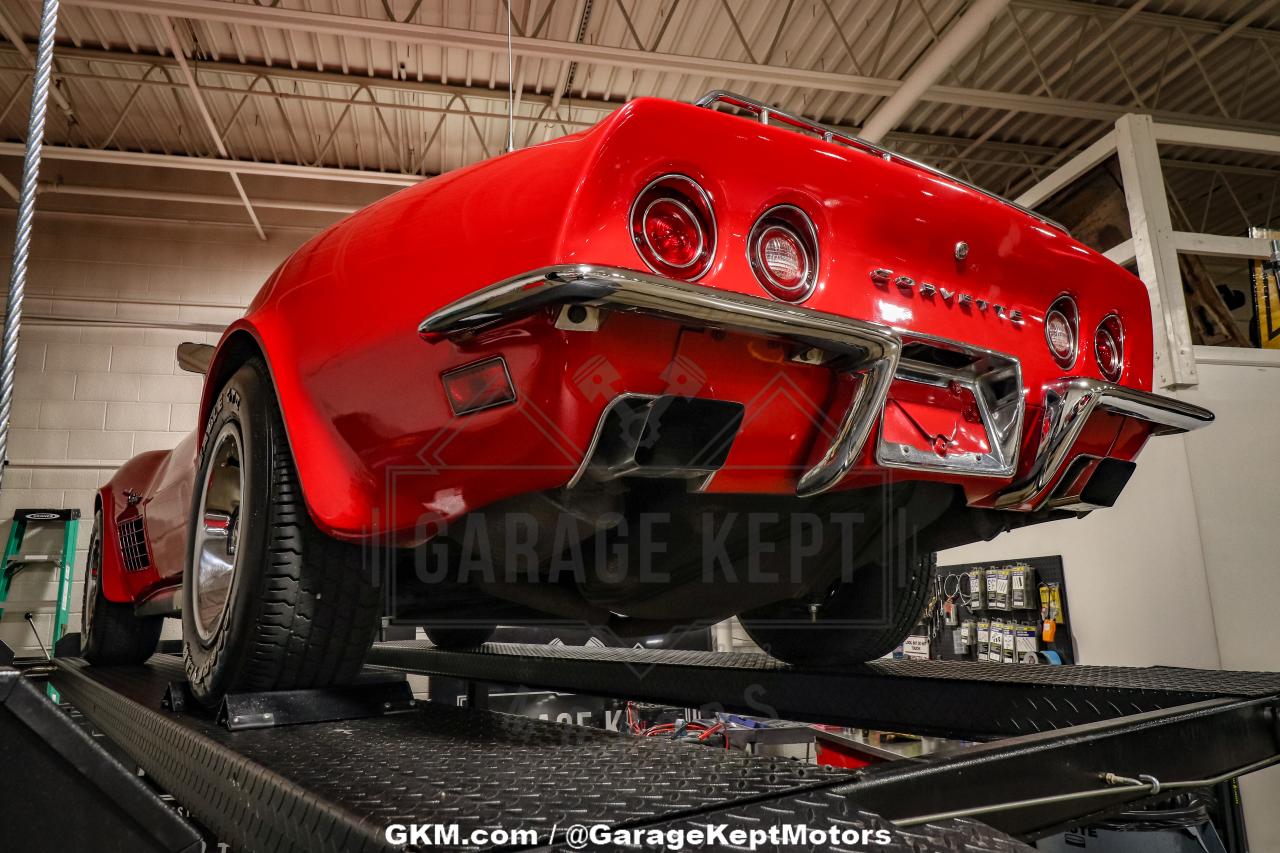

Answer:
[575,394,744,485]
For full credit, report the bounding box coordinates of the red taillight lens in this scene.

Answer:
[630,175,715,280]
[642,198,703,269]
[748,205,819,302]
[441,357,516,415]
[1044,295,1079,370]
[1095,314,1124,381]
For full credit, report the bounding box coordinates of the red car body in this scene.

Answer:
[97,93,1210,612]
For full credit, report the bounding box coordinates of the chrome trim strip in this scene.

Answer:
[695,90,1070,236]
[994,378,1214,510]
[422,263,900,498]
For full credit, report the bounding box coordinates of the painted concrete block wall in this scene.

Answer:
[0,212,307,656]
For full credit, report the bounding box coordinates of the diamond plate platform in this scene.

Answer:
[50,655,1034,853]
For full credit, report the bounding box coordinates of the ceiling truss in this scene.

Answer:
[0,0,1275,242]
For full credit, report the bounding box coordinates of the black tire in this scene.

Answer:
[81,509,163,665]
[424,626,495,648]
[183,358,382,706]
[738,552,935,666]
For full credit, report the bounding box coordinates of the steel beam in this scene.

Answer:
[158,15,264,239]
[860,0,1011,143]
[1014,129,1117,209]
[1115,113,1197,389]
[1153,121,1280,157]
[0,142,421,186]
[1172,232,1272,260]
[40,182,359,214]
[1103,239,1135,266]
[58,0,1280,134]
[1013,0,1280,47]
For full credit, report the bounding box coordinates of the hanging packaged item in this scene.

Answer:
[1001,622,1017,663]
[983,567,999,609]
[1010,564,1036,609]
[1015,622,1039,656]
[988,621,1005,662]
[1039,582,1063,623]
[986,567,1011,611]
[976,618,990,658]
[969,568,987,611]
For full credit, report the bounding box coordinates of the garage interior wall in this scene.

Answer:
[939,347,1280,850]
[0,211,304,654]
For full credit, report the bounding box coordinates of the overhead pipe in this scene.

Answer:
[0,0,61,493]
[39,182,360,215]
[859,0,1012,144]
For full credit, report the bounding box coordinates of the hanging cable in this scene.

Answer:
[0,0,62,493]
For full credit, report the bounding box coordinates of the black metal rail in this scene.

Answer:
[49,655,1034,853]
[367,640,1280,739]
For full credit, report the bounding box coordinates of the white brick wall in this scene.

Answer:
[0,213,311,655]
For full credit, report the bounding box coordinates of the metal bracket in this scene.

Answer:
[215,676,416,731]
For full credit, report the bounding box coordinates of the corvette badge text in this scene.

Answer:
[385,822,894,849]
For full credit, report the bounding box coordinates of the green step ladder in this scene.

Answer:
[0,508,80,663]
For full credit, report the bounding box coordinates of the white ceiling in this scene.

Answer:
[1,0,1279,238]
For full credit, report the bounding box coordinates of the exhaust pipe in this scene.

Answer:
[574,394,744,486]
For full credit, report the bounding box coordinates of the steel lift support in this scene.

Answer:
[13,640,1280,853]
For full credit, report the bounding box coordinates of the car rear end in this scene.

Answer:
[423,94,1210,515]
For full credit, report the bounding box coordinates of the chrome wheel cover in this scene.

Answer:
[191,423,245,644]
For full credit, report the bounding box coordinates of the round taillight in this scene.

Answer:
[630,175,715,281]
[1095,314,1124,381]
[641,198,703,269]
[758,226,807,288]
[748,205,819,302]
[1044,295,1078,370]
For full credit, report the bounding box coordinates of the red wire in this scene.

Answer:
[628,709,730,749]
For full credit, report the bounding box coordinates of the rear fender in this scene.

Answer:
[201,133,602,541]
[96,488,131,603]
[97,450,166,603]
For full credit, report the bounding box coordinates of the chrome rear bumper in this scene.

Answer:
[422,264,1213,505]
[423,264,899,497]
[994,378,1214,510]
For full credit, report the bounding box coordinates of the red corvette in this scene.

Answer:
[82,92,1212,702]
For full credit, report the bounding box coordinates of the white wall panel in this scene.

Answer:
[941,348,1280,847]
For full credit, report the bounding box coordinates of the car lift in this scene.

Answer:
[5,638,1279,852]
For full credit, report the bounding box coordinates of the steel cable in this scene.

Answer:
[0,0,62,491]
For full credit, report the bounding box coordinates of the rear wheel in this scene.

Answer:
[81,509,163,665]
[738,552,935,666]
[183,358,382,706]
